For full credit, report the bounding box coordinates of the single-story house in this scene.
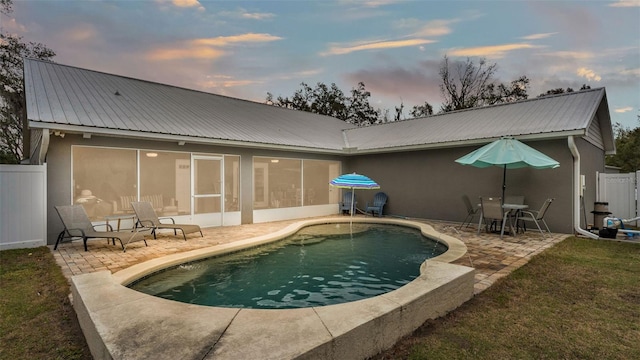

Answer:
[22,59,614,244]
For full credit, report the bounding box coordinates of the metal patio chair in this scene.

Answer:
[131,201,203,240]
[518,198,554,237]
[54,204,147,252]
[459,194,479,229]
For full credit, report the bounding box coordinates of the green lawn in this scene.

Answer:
[0,247,91,360]
[1,238,638,360]
[374,237,640,359]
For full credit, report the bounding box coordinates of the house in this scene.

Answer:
[22,59,614,243]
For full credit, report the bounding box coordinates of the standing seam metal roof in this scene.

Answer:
[24,59,612,154]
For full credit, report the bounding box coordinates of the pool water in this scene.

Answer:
[129,223,448,309]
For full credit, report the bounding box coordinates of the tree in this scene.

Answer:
[538,84,590,98]
[485,75,530,104]
[346,82,378,126]
[438,55,529,112]
[394,102,404,122]
[0,0,11,15]
[606,119,640,172]
[267,81,379,126]
[267,82,347,120]
[1,0,56,163]
[439,55,497,112]
[409,101,434,118]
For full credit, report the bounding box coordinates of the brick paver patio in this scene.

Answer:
[50,216,569,294]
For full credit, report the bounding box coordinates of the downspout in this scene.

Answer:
[568,136,599,239]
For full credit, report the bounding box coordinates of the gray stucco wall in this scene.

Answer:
[45,133,606,243]
[346,138,583,234]
[576,136,607,228]
[45,134,342,244]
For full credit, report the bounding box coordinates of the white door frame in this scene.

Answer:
[191,155,224,227]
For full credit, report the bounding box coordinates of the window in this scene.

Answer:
[253,157,340,209]
[73,146,240,220]
[140,150,191,215]
[72,147,137,219]
[303,159,340,205]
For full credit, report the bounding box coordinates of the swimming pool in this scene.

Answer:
[73,217,473,360]
[129,223,448,308]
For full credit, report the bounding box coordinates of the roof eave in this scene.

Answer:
[29,121,346,155]
[344,130,587,155]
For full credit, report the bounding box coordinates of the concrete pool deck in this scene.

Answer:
[51,216,569,359]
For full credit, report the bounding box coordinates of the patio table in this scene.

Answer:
[104,214,136,232]
[477,203,529,238]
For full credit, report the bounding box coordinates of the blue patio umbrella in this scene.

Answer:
[455,137,559,202]
[330,173,380,218]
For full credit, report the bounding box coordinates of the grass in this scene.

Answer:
[1,238,638,360]
[373,237,640,359]
[0,247,92,360]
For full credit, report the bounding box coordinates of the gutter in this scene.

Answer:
[568,136,599,239]
[29,122,346,156]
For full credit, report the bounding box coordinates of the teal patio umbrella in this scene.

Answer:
[455,137,560,201]
[330,173,380,220]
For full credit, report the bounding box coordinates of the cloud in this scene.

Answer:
[448,43,541,59]
[64,23,97,42]
[620,68,640,76]
[155,0,205,11]
[529,2,600,48]
[340,0,404,8]
[0,15,27,34]
[274,68,324,81]
[241,11,275,20]
[147,47,225,61]
[345,61,443,107]
[540,51,595,60]
[520,32,557,40]
[219,8,276,20]
[147,33,282,61]
[412,19,455,37]
[199,75,261,89]
[171,0,203,9]
[608,0,640,7]
[614,106,634,113]
[193,33,282,46]
[322,38,435,56]
[577,67,602,81]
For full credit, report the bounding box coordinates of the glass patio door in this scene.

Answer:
[192,155,223,227]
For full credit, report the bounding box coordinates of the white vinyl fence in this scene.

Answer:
[597,171,639,227]
[0,164,47,250]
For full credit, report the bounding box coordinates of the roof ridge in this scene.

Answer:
[343,87,606,132]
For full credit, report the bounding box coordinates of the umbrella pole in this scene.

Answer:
[349,188,356,218]
[350,189,355,227]
[502,165,506,204]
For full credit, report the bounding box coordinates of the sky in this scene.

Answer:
[2,0,639,129]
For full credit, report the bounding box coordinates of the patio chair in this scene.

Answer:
[340,191,356,215]
[504,195,525,232]
[54,205,147,252]
[366,192,388,217]
[518,198,554,237]
[479,196,512,238]
[459,194,479,229]
[131,201,203,240]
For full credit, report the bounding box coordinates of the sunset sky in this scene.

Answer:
[3,0,639,128]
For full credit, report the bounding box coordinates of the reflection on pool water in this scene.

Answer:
[129,223,448,309]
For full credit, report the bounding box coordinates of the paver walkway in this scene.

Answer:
[51,216,569,294]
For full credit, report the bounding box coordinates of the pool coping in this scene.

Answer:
[71,217,475,360]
